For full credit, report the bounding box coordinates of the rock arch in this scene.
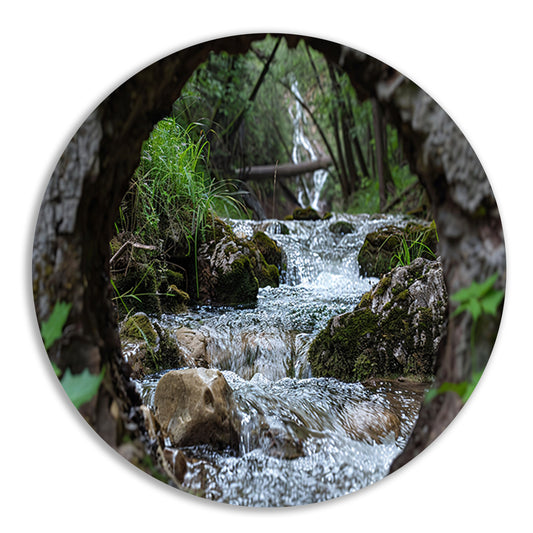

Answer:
[32,34,505,472]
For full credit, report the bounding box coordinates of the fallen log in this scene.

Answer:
[236,156,332,180]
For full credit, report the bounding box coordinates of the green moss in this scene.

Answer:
[121,312,158,345]
[358,291,373,309]
[394,289,410,302]
[161,285,190,314]
[329,221,354,235]
[292,207,321,221]
[114,263,161,317]
[165,269,185,290]
[353,352,375,382]
[215,255,259,305]
[358,221,438,277]
[252,231,282,268]
[373,275,391,297]
[258,263,280,288]
[308,309,379,381]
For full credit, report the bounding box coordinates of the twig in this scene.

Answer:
[110,241,158,267]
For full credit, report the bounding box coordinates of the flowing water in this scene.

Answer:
[137,214,427,506]
[289,80,329,210]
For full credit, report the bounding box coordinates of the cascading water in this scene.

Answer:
[289,80,329,211]
[138,213,426,506]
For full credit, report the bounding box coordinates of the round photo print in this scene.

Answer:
[32,33,505,507]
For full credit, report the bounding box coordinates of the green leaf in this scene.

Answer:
[40,301,72,349]
[480,289,504,316]
[450,274,503,321]
[60,367,105,409]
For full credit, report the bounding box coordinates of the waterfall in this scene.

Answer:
[289,80,329,211]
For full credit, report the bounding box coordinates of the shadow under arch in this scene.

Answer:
[32,33,505,485]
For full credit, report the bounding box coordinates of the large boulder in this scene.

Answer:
[197,221,280,305]
[308,258,447,382]
[358,220,438,278]
[153,368,240,450]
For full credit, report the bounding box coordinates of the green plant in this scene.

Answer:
[390,230,437,268]
[130,117,243,298]
[41,301,104,409]
[425,273,504,404]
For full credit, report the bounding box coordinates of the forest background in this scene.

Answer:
[4,2,531,532]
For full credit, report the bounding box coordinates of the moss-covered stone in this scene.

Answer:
[252,231,282,268]
[308,258,447,383]
[213,254,259,305]
[164,269,185,290]
[329,220,354,235]
[292,207,321,221]
[358,221,439,278]
[113,261,162,317]
[121,312,158,345]
[308,309,379,381]
[161,285,190,314]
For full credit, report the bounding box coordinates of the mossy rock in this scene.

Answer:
[113,263,161,317]
[308,258,447,383]
[357,221,439,278]
[252,231,282,268]
[329,220,354,235]
[164,269,185,290]
[292,207,321,221]
[210,251,259,306]
[160,285,190,314]
[121,312,158,345]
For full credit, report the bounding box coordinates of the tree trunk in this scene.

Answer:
[237,156,332,180]
[372,98,396,210]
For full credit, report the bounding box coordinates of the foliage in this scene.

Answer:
[172,35,418,215]
[60,367,105,409]
[125,116,244,297]
[41,301,72,350]
[390,231,437,268]
[40,301,104,409]
[450,273,504,322]
[425,274,504,404]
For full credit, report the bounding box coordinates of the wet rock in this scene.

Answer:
[287,206,322,221]
[174,327,210,367]
[197,220,281,304]
[197,234,259,305]
[329,220,354,235]
[308,258,447,382]
[358,220,438,277]
[153,368,240,451]
[120,314,184,378]
[342,401,401,443]
[263,426,304,459]
[252,230,282,269]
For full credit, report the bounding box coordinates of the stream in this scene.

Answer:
[137,214,427,506]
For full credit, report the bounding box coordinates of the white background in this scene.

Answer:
[2,1,531,530]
